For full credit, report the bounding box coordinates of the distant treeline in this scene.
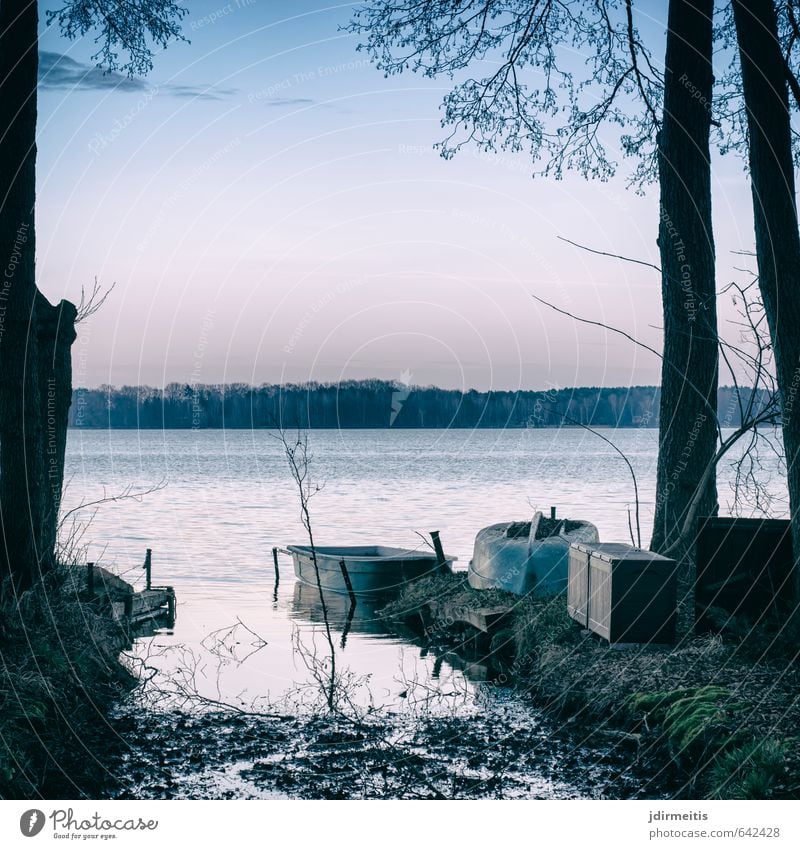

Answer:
[68,382,773,429]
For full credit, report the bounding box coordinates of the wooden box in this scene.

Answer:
[695,516,794,629]
[570,542,677,644]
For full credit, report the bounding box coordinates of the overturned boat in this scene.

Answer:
[468,511,599,596]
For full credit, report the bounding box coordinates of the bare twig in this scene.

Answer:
[542,404,642,547]
[76,277,116,323]
[557,235,661,273]
[272,425,338,712]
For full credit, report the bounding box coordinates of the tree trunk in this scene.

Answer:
[36,293,78,568]
[0,0,44,592]
[733,0,800,605]
[651,0,719,624]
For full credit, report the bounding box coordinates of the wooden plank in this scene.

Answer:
[130,589,171,616]
[567,546,590,625]
[129,608,171,626]
[588,558,612,640]
[430,600,513,633]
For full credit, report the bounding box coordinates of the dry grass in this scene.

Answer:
[0,567,135,798]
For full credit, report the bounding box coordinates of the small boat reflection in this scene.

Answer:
[291,581,393,647]
[290,582,504,685]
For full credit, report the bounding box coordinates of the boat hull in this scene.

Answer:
[288,544,452,596]
[468,520,599,596]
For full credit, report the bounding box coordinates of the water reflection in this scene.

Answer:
[291,581,389,639]
[290,579,503,691]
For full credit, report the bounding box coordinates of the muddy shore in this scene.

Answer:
[102,700,675,800]
[376,574,800,800]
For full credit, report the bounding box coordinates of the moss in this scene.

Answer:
[663,689,745,758]
[629,685,730,724]
[628,686,744,762]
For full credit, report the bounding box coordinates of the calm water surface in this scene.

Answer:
[62,428,786,712]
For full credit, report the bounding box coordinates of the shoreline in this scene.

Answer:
[65,424,662,430]
[377,574,800,800]
[5,566,796,800]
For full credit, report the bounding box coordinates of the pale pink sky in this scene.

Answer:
[36,1,757,391]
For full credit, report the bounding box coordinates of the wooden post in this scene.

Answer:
[430,530,449,574]
[550,506,557,520]
[144,548,152,590]
[167,587,176,626]
[339,559,357,608]
[86,562,95,597]
[272,547,280,603]
[341,595,356,650]
[272,547,280,584]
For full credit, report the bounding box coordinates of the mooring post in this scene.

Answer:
[87,562,95,597]
[339,559,357,608]
[341,592,356,649]
[272,547,281,603]
[272,547,280,584]
[430,530,449,574]
[144,548,152,590]
[550,506,557,520]
[167,587,176,625]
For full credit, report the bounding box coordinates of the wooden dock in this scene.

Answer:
[112,587,176,628]
[79,551,176,639]
[428,599,513,634]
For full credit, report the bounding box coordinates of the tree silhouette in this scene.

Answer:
[0,0,186,592]
[347,0,719,568]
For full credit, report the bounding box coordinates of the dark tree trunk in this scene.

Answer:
[0,0,44,592]
[733,0,800,604]
[36,293,77,567]
[651,0,719,622]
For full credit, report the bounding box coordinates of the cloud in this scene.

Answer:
[264,97,316,107]
[38,51,238,100]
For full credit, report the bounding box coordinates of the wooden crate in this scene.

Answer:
[695,516,794,629]
[578,543,677,644]
[569,543,639,627]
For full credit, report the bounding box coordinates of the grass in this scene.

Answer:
[0,567,135,798]
[629,686,741,757]
[706,738,794,799]
[628,687,795,799]
[381,574,574,649]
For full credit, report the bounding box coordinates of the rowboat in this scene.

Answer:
[468,512,599,597]
[285,544,456,597]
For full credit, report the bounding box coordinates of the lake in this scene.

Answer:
[62,427,786,713]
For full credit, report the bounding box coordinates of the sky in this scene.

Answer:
[35,0,758,391]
